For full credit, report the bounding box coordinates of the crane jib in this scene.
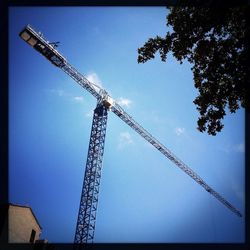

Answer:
[19,23,242,230]
[111,103,242,218]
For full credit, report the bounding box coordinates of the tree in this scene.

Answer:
[138,4,249,135]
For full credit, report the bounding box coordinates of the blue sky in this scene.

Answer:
[9,7,245,243]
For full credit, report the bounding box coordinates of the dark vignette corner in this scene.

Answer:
[0,0,9,246]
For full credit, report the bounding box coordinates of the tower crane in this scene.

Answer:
[19,24,242,244]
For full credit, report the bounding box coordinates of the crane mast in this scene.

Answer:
[19,24,242,243]
[74,104,108,243]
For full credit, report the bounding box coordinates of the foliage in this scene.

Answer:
[138,5,248,135]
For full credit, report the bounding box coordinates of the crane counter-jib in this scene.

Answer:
[19,25,67,67]
[19,24,105,102]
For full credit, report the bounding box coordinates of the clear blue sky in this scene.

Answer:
[9,7,245,243]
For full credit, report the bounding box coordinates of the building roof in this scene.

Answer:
[9,203,42,230]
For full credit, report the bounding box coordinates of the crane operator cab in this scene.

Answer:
[19,24,66,68]
[102,95,114,110]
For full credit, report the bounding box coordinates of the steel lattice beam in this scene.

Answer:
[111,103,242,217]
[74,104,108,243]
